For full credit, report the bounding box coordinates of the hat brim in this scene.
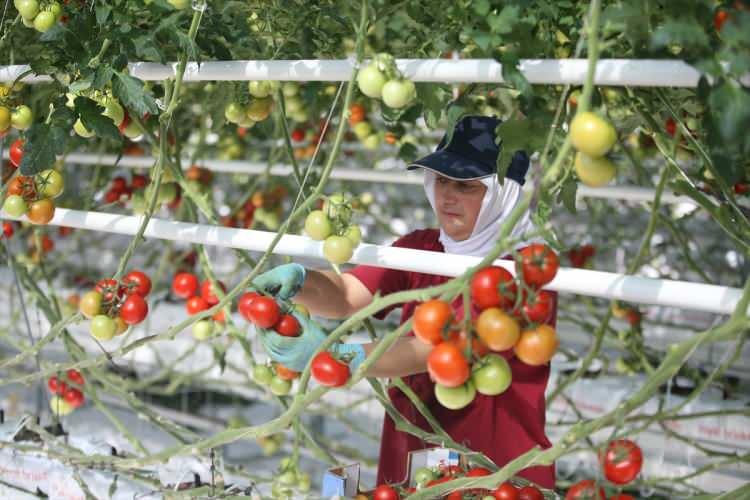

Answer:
[407,150,493,180]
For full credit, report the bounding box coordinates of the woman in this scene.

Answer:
[253,115,556,489]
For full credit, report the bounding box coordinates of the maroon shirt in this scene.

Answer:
[347,229,555,488]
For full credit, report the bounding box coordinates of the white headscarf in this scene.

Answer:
[422,169,540,257]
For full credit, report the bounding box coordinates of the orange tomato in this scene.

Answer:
[514,324,558,366]
[448,329,490,358]
[27,199,55,225]
[348,103,366,125]
[427,341,470,387]
[475,307,521,352]
[413,299,453,345]
[275,364,300,380]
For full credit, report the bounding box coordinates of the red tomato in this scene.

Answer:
[445,492,462,500]
[104,189,121,204]
[665,118,676,136]
[471,266,517,310]
[66,369,84,386]
[568,244,595,268]
[119,294,148,325]
[290,128,305,142]
[123,270,151,297]
[131,174,149,189]
[212,309,226,322]
[735,182,749,195]
[111,176,128,192]
[9,139,24,168]
[186,295,209,315]
[565,479,605,500]
[714,9,729,31]
[609,495,635,500]
[517,485,544,500]
[427,341,470,387]
[601,439,643,485]
[413,299,453,345]
[200,279,226,306]
[2,221,14,238]
[63,387,85,408]
[248,296,281,328]
[95,278,125,302]
[518,244,559,288]
[274,314,301,337]
[172,272,199,299]
[47,376,67,395]
[311,352,350,387]
[492,482,519,500]
[517,290,554,324]
[238,291,260,322]
[372,484,400,500]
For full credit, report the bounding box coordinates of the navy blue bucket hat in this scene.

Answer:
[408,115,529,185]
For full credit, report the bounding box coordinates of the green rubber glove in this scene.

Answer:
[253,263,306,301]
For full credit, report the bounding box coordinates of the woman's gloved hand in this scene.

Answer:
[258,311,366,373]
[252,263,306,301]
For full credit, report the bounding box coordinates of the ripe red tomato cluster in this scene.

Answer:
[171,272,228,332]
[220,198,256,229]
[103,174,149,204]
[567,244,596,268]
[237,291,300,336]
[47,369,85,409]
[412,244,560,410]
[78,270,152,341]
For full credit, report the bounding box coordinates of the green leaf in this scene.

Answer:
[95,5,112,25]
[398,142,419,162]
[417,83,449,129]
[473,0,490,17]
[75,97,121,142]
[19,124,67,176]
[558,177,578,214]
[92,65,115,89]
[111,72,159,117]
[488,6,520,35]
[650,19,710,52]
[494,117,548,175]
[69,73,95,94]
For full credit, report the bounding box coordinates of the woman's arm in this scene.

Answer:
[294,269,374,319]
[360,337,432,378]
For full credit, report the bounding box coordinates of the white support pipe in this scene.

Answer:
[0,207,744,315]
[57,152,697,205]
[2,59,748,87]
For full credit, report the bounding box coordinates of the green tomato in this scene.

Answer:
[73,118,95,138]
[252,364,274,385]
[259,437,280,455]
[277,471,297,486]
[48,2,62,20]
[192,320,214,340]
[100,98,125,127]
[269,376,292,396]
[227,416,248,429]
[49,395,75,416]
[21,16,34,28]
[361,134,380,150]
[381,80,416,109]
[357,64,387,98]
[413,467,436,486]
[0,106,10,132]
[569,112,617,157]
[90,314,117,341]
[323,192,348,219]
[11,105,33,130]
[16,0,39,20]
[3,195,28,217]
[157,182,178,204]
[471,354,512,396]
[167,0,190,9]
[224,102,246,124]
[352,121,372,140]
[246,98,273,122]
[297,473,311,493]
[304,210,332,241]
[574,152,617,187]
[284,96,303,114]
[343,225,362,247]
[281,82,299,97]
[323,235,354,265]
[248,80,277,98]
[434,380,476,410]
[35,169,65,199]
[33,10,57,32]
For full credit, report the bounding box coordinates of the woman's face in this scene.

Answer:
[433,175,487,241]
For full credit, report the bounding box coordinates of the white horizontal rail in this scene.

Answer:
[2,59,748,87]
[0,207,743,315]
[59,152,697,205]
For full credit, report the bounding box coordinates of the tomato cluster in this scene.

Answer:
[171,272,228,340]
[78,270,152,341]
[47,369,85,416]
[252,362,298,396]
[304,193,362,265]
[567,244,596,269]
[224,80,278,129]
[0,89,33,137]
[14,0,63,33]
[3,148,64,225]
[570,112,618,188]
[70,92,127,139]
[103,174,150,205]
[348,102,385,151]
[413,244,560,410]
[222,185,287,230]
[238,291,302,337]
[357,53,417,110]
[370,464,545,500]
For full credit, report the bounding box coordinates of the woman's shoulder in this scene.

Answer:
[392,228,442,251]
